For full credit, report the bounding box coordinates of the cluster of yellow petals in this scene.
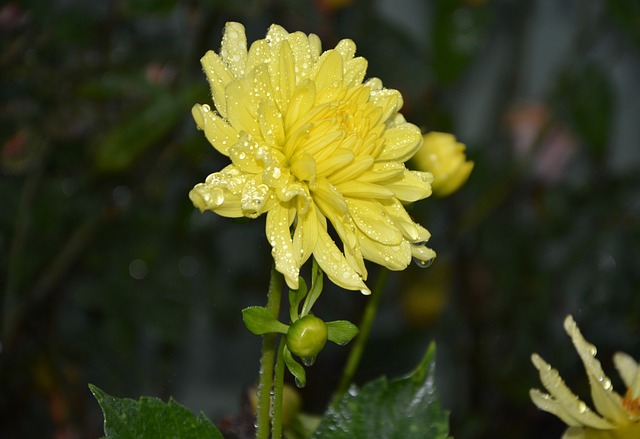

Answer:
[531,316,640,439]
[189,22,435,294]
[412,132,473,197]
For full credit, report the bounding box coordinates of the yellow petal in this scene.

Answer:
[220,22,248,78]
[293,203,319,266]
[246,39,270,73]
[266,24,290,48]
[321,204,366,279]
[328,155,375,185]
[433,160,474,197]
[378,123,423,162]
[266,203,299,289]
[191,104,238,156]
[334,39,356,61]
[315,82,348,105]
[239,177,276,218]
[531,353,615,429]
[335,180,394,199]
[411,244,436,266]
[272,40,296,110]
[287,32,316,80]
[564,316,630,425]
[315,148,355,177]
[358,233,411,270]
[297,122,342,161]
[344,57,367,87]
[347,199,403,245]
[308,33,322,60]
[530,389,603,429]
[368,87,402,123]
[312,177,348,215]
[386,169,433,202]
[384,198,422,241]
[228,133,262,174]
[414,132,474,196]
[285,80,317,131]
[225,81,261,138]
[313,223,369,294]
[189,183,242,217]
[201,50,234,118]
[613,352,640,397]
[312,50,344,92]
[359,161,406,183]
[290,152,317,187]
[258,100,285,147]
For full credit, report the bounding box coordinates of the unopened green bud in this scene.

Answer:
[286,315,328,359]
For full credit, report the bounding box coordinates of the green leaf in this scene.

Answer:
[89,384,222,439]
[284,346,307,388]
[312,343,450,439]
[242,306,289,335]
[289,277,308,322]
[326,320,359,346]
[300,259,323,317]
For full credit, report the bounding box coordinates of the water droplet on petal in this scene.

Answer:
[302,356,316,367]
[294,377,305,388]
[211,188,225,206]
[577,401,587,413]
[413,257,434,268]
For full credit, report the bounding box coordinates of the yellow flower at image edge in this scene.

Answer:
[531,316,640,439]
[413,132,473,197]
[189,22,436,294]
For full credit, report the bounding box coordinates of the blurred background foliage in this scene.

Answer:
[2,0,640,438]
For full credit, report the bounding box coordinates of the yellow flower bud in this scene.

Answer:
[413,132,473,197]
[286,315,328,359]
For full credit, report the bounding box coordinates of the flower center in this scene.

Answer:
[622,389,640,417]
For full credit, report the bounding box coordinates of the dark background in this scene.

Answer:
[2,0,640,438]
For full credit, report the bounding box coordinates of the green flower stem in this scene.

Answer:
[256,265,283,439]
[333,267,388,404]
[272,338,287,439]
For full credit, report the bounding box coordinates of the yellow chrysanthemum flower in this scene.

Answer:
[189,22,435,294]
[413,132,473,197]
[531,315,640,439]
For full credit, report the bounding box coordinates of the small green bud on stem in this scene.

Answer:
[286,315,328,359]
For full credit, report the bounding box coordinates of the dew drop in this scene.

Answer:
[211,188,225,206]
[413,257,434,269]
[201,104,211,112]
[577,401,587,413]
[294,377,305,388]
[302,356,316,367]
